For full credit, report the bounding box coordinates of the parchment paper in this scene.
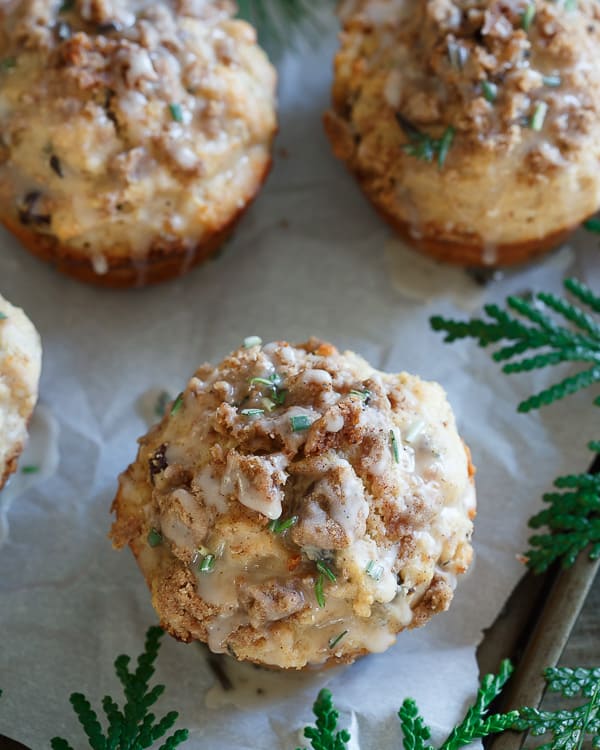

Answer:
[1,13,599,749]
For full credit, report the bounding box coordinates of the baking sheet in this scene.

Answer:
[1,14,599,749]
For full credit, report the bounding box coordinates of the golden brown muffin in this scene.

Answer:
[325,0,600,267]
[111,338,475,670]
[0,0,277,288]
[0,295,42,490]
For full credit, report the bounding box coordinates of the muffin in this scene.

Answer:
[324,0,600,267]
[0,295,42,490]
[111,338,475,669]
[0,0,277,288]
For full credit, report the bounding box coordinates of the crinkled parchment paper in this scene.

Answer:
[1,13,599,750]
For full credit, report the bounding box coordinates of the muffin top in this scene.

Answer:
[334,0,600,168]
[0,295,42,490]
[326,0,600,256]
[0,0,277,267]
[112,339,475,669]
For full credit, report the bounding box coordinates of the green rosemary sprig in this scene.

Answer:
[396,115,456,168]
[50,626,188,750]
[430,278,600,413]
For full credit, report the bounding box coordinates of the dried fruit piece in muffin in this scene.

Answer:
[0,0,277,287]
[111,338,475,670]
[0,295,42,490]
[324,0,600,267]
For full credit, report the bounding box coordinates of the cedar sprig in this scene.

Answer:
[430,278,600,413]
[236,0,328,47]
[296,689,351,750]
[525,442,600,573]
[399,660,519,750]
[514,666,600,750]
[50,626,188,750]
[298,664,600,750]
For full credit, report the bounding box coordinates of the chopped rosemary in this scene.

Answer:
[390,429,400,463]
[350,388,371,401]
[0,57,16,71]
[482,81,498,103]
[521,2,536,30]
[272,388,287,406]
[147,528,163,547]
[0,312,6,320]
[241,408,264,416]
[405,419,425,444]
[243,335,262,348]
[397,115,456,169]
[315,573,325,608]
[170,392,184,416]
[542,74,562,88]
[328,630,348,650]
[437,127,455,168]
[250,376,276,387]
[250,373,286,409]
[290,414,312,432]
[365,560,384,581]
[530,101,548,131]
[316,560,336,582]
[447,41,468,70]
[198,554,215,573]
[169,103,183,123]
[21,465,40,475]
[262,398,277,412]
[268,515,298,533]
[59,0,74,11]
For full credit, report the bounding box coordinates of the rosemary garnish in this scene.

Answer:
[291,414,312,432]
[316,561,336,582]
[390,429,400,463]
[521,2,536,30]
[447,41,468,70]
[314,562,336,608]
[241,408,265,416]
[197,554,215,573]
[315,574,325,608]
[350,388,371,402]
[542,74,561,88]
[530,101,548,131]
[169,103,183,123]
[397,115,456,169]
[328,630,349,650]
[365,560,384,581]
[147,529,163,547]
[170,392,184,416]
[482,81,498,103]
[268,515,298,533]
